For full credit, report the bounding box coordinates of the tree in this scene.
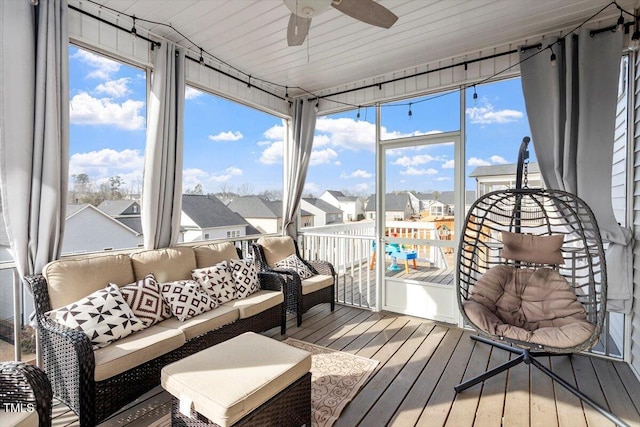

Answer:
[237,183,255,196]
[185,183,204,195]
[109,176,125,200]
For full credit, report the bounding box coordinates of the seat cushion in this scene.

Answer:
[301,274,334,295]
[159,305,239,340]
[94,324,185,381]
[464,265,595,348]
[42,254,134,309]
[256,236,296,267]
[130,247,196,283]
[193,242,240,269]
[226,290,283,319]
[161,332,311,427]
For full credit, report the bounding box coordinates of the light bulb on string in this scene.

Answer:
[616,10,625,32]
[356,106,361,119]
[199,48,205,66]
[631,12,640,49]
[408,103,413,118]
[285,86,289,100]
[247,76,252,93]
[549,45,557,67]
[315,102,319,113]
[131,16,137,41]
[472,85,478,104]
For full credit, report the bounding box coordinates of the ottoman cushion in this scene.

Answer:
[161,332,311,427]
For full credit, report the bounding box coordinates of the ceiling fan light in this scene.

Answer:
[284,0,332,18]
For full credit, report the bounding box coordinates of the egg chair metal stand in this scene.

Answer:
[454,137,627,427]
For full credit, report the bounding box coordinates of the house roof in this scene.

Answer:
[303,198,342,214]
[97,200,139,216]
[115,216,143,234]
[67,204,142,235]
[365,193,412,212]
[182,195,248,228]
[227,196,279,219]
[469,162,540,178]
[325,190,357,203]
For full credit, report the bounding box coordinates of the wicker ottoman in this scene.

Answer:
[161,332,312,427]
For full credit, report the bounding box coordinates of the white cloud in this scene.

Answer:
[70,92,145,130]
[354,183,371,193]
[340,169,372,179]
[304,182,321,195]
[436,177,451,181]
[208,131,243,142]
[72,49,121,80]
[334,161,341,166]
[256,140,272,146]
[392,154,437,167]
[442,159,455,169]
[401,167,438,176]
[310,148,338,165]
[94,78,130,98]
[210,166,243,182]
[185,87,203,100]
[69,148,144,186]
[260,140,283,165]
[490,155,508,164]
[264,124,284,140]
[466,100,523,124]
[468,157,492,166]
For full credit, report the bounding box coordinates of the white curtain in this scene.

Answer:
[142,42,185,248]
[520,28,632,313]
[283,99,317,238]
[0,0,69,285]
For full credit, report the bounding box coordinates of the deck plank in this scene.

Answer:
[388,327,463,427]
[40,305,640,427]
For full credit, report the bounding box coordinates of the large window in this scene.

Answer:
[182,88,283,240]
[66,46,147,254]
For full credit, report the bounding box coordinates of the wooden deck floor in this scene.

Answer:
[52,304,640,427]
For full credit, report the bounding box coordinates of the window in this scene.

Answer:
[204,233,210,239]
[67,46,147,254]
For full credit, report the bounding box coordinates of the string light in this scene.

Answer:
[356,106,361,119]
[84,0,628,111]
[549,45,557,67]
[408,102,413,118]
[131,15,137,39]
[472,85,478,103]
[315,101,319,112]
[285,86,289,100]
[247,76,252,92]
[199,47,205,66]
[632,11,640,49]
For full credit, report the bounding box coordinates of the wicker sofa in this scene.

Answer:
[25,242,287,426]
[0,361,52,427]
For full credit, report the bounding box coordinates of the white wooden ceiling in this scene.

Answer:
[72,0,637,97]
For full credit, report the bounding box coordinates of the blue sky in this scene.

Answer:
[69,45,532,198]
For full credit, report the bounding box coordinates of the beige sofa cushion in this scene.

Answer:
[301,274,334,295]
[131,247,196,282]
[94,325,185,381]
[159,305,239,340]
[162,332,311,427]
[193,242,239,268]
[227,290,283,319]
[42,254,134,310]
[256,236,295,267]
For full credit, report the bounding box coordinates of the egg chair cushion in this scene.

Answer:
[463,265,595,348]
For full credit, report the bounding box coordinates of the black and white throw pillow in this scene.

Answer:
[160,280,217,321]
[192,261,237,305]
[228,259,260,299]
[119,273,172,327]
[274,254,315,279]
[46,284,145,349]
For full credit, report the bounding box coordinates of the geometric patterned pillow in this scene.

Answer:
[228,259,260,299]
[191,261,237,305]
[119,274,172,327]
[46,284,145,349]
[160,280,217,321]
[274,254,315,279]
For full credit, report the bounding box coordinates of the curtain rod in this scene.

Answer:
[68,4,285,102]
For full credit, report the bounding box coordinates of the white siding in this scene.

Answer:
[62,209,142,254]
[631,51,640,379]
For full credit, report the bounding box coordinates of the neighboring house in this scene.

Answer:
[319,190,364,221]
[469,162,542,196]
[181,194,249,242]
[300,198,343,226]
[227,196,314,233]
[62,204,144,254]
[98,199,143,236]
[364,193,415,221]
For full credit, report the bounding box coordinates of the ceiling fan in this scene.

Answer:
[283,0,398,46]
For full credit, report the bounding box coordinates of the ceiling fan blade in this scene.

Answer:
[287,13,311,46]
[332,0,398,28]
